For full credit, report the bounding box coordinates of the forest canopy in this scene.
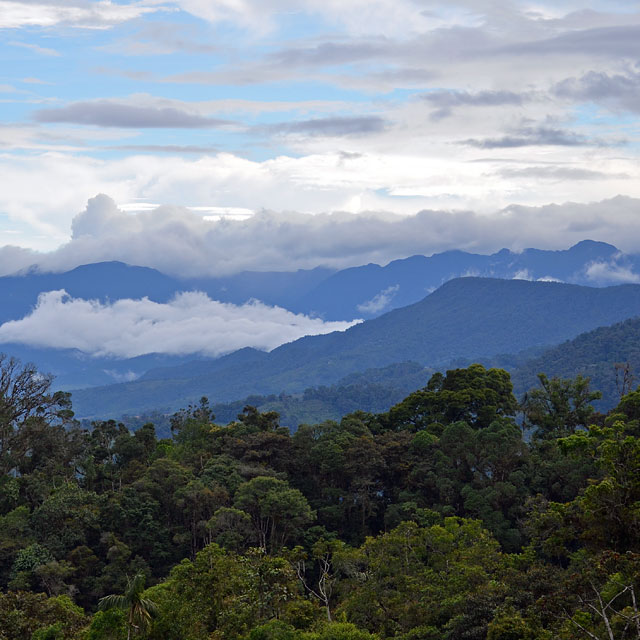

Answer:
[1,356,639,640]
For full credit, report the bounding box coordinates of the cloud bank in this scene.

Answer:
[0,290,359,358]
[4,194,640,278]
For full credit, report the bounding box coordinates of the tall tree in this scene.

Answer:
[99,573,157,640]
[0,354,74,475]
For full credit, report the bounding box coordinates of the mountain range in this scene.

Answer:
[0,239,633,326]
[1,239,640,420]
[69,277,640,418]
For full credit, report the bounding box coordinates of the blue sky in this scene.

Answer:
[2,1,640,270]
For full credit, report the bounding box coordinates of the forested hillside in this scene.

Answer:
[510,316,640,408]
[3,355,640,639]
[70,277,640,418]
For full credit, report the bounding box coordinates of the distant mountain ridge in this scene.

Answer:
[292,239,626,319]
[1,240,638,401]
[69,277,640,418]
[0,261,334,325]
[0,240,634,327]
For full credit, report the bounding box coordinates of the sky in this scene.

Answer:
[1,0,640,275]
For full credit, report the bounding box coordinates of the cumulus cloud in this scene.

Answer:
[0,289,359,358]
[5,194,640,279]
[33,102,232,128]
[357,285,399,314]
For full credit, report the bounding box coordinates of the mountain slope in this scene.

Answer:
[509,316,640,408]
[70,277,640,418]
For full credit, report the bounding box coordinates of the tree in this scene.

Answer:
[540,552,640,640]
[0,591,86,640]
[560,421,640,553]
[292,538,343,622]
[99,573,157,640]
[521,374,601,439]
[0,354,74,475]
[334,519,503,637]
[384,365,517,432]
[234,477,315,553]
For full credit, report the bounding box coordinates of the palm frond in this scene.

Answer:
[98,593,128,611]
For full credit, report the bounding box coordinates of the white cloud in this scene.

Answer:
[4,193,640,280]
[357,285,399,314]
[7,40,61,57]
[585,259,640,284]
[0,289,360,358]
[0,0,164,29]
[0,142,638,258]
[103,369,140,382]
[174,0,443,38]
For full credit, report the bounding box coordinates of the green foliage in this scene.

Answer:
[486,608,540,640]
[559,419,640,552]
[234,477,315,553]
[304,622,380,640]
[11,543,53,576]
[334,519,503,637]
[146,543,312,640]
[384,364,517,432]
[99,573,157,640]
[3,360,640,640]
[83,609,127,640]
[521,373,601,439]
[0,592,86,640]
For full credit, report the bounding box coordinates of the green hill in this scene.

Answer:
[70,277,640,418]
[509,316,640,408]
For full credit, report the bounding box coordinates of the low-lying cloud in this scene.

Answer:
[585,259,640,285]
[0,290,360,358]
[357,285,399,314]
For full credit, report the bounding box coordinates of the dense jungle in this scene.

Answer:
[1,356,640,640]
